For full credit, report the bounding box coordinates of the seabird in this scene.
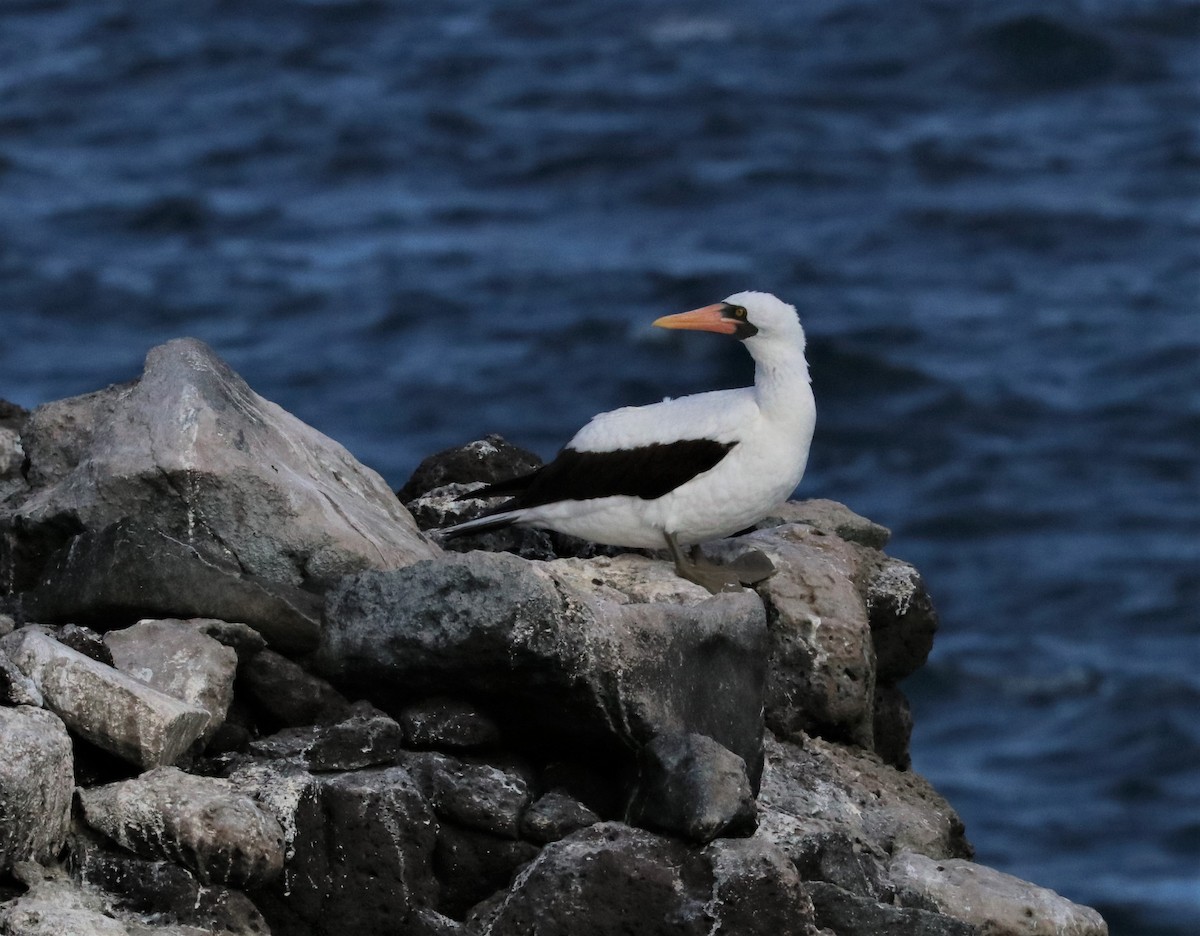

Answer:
[437,291,816,592]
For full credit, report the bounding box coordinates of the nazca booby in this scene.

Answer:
[437,291,816,592]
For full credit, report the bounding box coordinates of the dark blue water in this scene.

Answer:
[1,1,1196,931]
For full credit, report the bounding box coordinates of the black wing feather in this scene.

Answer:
[481,439,736,512]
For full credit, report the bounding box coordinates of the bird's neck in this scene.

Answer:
[752,342,812,418]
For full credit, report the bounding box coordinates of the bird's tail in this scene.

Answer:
[433,509,523,541]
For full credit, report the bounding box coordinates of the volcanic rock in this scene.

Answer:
[76,767,285,889]
[3,338,436,635]
[237,646,352,730]
[72,828,269,936]
[0,706,72,874]
[756,733,973,865]
[104,618,237,744]
[469,822,813,936]
[228,760,446,936]
[316,550,768,786]
[247,702,405,771]
[400,695,503,750]
[627,732,757,844]
[18,519,323,654]
[2,627,210,769]
[0,861,219,936]
[890,851,1109,936]
[0,352,1113,935]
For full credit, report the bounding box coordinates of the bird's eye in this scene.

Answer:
[732,306,747,319]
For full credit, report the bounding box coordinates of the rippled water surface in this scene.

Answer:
[1,2,1197,931]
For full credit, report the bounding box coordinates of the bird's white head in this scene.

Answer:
[722,291,804,349]
[653,290,805,352]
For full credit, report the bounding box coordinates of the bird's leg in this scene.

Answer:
[663,532,744,594]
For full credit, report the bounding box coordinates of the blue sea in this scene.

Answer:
[1,1,1196,931]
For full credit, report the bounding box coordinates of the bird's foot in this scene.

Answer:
[674,559,745,594]
[722,547,777,586]
[678,546,777,594]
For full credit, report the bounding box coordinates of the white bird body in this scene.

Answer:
[439,291,816,581]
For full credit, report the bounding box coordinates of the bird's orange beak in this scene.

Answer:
[652,303,738,335]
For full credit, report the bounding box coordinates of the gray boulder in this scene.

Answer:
[806,880,977,936]
[469,822,814,936]
[758,497,892,549]
[3,338,436,634]
[744,523,879,750]
[627,732,757,844]
[756,733,972,866]
[77,766,285,889]
[0,862,218,936]
[73,827,269,936]
[520,791,600,844]
[433,824,539,920]
[18,519,323,654]
[890,851,1109,936]
[228,760,449,936]
[104,618,238,744]
[316,550,768,786]
[247,702,405,771]
[402,750,532,841]
[400,696,503,751]
[237,646,352,729]
[2,627,210,769]
[0,706,73,874]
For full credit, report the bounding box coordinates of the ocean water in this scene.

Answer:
[0,1,1197,931]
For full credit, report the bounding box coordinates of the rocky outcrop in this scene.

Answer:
[1,339,435,649]
[0,354,1108,936]
[315,551,769,784]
